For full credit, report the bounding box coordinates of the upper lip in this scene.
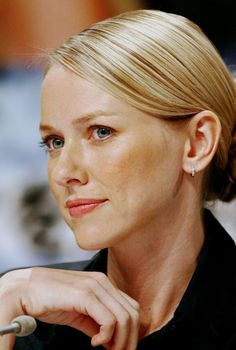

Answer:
[65,198,107,208]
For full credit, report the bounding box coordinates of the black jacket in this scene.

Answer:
[13,209,236,349]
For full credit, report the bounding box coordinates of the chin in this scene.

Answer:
[75,236,109,251]
[73,225,126,251]
[65,213,130,251]
[71,225,109,251]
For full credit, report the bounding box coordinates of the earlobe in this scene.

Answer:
[182,111,221,176]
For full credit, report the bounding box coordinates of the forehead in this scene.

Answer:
[42,66,112,107]
[41,66,161,131]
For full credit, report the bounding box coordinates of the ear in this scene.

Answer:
[182,110,221,176]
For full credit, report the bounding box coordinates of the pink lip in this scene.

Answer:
[66,198,108,217]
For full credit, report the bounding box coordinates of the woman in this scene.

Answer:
[0,9,235,350]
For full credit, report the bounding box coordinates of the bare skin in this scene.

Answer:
[0,66,220,349]
[0,268,139,349]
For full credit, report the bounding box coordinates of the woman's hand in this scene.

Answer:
[0,268,140,350]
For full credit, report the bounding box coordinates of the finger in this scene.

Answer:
[118,290,140,350]
[87,273,139,350]
[91,272,139,314]
[88,284,138,350]
[119,290,140,311]
[73,292,117,347]
[117,291,140,350]
[109,298,139,350]
[85,289,129,350]
[91,273,140,350]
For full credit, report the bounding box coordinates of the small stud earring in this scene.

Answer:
[191,165,196,177]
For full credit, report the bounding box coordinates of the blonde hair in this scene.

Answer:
[48,9,236,202]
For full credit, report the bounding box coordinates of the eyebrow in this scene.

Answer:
[39,110,116,132]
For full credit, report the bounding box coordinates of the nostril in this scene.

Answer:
[66,178,82,186]
[49,152,88,187]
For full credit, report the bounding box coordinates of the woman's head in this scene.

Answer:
[46,9,236,202]
[41,68,191,249]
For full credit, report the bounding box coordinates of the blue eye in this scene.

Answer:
[40,136,64,152]
[93,127,112,140]
[51,138,64,149]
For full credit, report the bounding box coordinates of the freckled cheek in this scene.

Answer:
[47,161,61,201]
[93,155,127,180]
[91,147,156,192]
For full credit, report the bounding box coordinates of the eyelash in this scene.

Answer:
[39,126,115,152]
[39,135,64,153]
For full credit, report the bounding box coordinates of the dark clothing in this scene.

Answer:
[14,210,236,349]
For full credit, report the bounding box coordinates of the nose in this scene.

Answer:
[49,141,88,188]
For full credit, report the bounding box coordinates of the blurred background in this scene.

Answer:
[0,0,235,272]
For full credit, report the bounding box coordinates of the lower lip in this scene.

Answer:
[68,201,107,217]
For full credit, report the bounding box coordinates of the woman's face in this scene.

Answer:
[40,66,186,250]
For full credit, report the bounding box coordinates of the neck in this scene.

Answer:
[107,202,205,337]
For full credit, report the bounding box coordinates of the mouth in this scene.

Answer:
[65,198,108,217]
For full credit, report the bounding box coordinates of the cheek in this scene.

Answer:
[91,142,166,195]
[47,161,60,201]
[101,141,182,206]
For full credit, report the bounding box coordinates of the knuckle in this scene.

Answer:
[119,310,130,327]
[84,276,99,290]
[92,271,107,283]
[132,300,140,311]
[80,286,94,298]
